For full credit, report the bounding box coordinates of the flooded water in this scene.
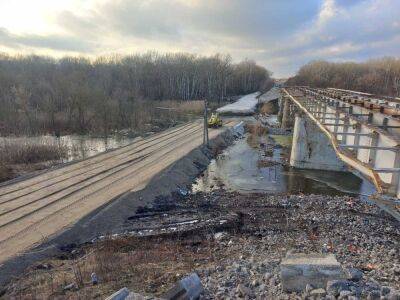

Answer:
[0,134,137,162]
[192,133,376,196]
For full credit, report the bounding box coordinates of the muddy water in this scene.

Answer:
[0,134,136,162]
[192,134,376,196]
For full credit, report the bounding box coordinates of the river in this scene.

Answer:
[192,131,376,197]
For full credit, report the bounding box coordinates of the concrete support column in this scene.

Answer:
[290,114,347,171]
[278,96,284,123]
[281,97,291,130]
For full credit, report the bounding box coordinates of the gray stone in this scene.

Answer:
[326,280,353,297]
[394,265,400,275]
[367,290,381,300]
[251,279,259,287]
[63,283,76,291]
[214,232,227,240]
[280,253,345,292]
[264,272,272,281]
[306,284,315,293]
[310,288,327,297]
[236,284,253,297]
[388,292,400,300]
[338,290,353,299]
[382,286,391,296]
[345,268,363,281]
[105,288,130,300]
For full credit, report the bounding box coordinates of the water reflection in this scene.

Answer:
[192,135,376,196]
[0,134,136,162]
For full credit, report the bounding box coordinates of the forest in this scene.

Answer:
[287,57,400,97]
[0,52,272,136]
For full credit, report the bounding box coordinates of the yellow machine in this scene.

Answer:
[208,113,223,128]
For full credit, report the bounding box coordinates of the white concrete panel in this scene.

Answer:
[375,135,398,183]
[357,130,371,164]
[290,116,346,171]
[345,127,356,145]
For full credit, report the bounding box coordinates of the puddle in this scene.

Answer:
[192,132,376,197]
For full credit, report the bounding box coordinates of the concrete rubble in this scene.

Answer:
[191,192,400,299]
[103,191,400,299]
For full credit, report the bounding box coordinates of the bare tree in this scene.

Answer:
[288,57,400,97]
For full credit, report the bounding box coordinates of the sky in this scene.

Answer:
[0,0,399,77]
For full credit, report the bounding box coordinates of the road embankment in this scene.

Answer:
[0,122,238,287]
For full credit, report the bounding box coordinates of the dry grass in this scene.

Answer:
[0,140,68,165]
[245,122,268,149]
[4,236,215,299]
[260,101,279,115]
[270,135,292,148]
[128,99,204,134]
[0,140,69,183]
[161,100,204,115]
[245,123,268,137]
[0,163,13,182]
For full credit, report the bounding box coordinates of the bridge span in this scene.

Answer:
[281,87,400,213]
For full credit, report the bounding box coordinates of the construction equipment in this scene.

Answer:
[208,112,223,128]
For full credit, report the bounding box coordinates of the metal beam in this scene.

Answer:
[374,168,400,173]
[334,132,372,137]
[321,123,346,126]
[339,145,400,151]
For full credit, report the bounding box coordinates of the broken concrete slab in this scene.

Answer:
[162,273,203,300]
[105,287,130,300]
[280,253,345,292]
[105,288,161,300]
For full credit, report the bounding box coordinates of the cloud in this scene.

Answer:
[262,0,400,76]
[0,0,399,77]
[0,27,96,53]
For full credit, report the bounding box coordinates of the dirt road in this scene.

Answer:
[0,120,233,264]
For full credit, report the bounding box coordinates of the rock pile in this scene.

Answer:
[185,192,400,299]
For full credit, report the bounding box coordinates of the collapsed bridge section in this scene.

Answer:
[282,87,400,201]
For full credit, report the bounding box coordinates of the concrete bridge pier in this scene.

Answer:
[281,97,295,130]
[278,95,284,123]
[290,114,347,172]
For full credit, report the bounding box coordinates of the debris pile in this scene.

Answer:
[192,191,400,299]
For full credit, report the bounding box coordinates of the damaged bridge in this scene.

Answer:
[281,87,400,216]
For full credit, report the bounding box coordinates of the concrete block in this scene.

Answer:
[280,253,345,292]
[105,287,130,300]
[162,273,203,300]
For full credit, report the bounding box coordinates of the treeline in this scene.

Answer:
[0,52,272,136]
[287,57,400,97]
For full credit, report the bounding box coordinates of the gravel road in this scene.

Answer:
[0,120,233,264]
